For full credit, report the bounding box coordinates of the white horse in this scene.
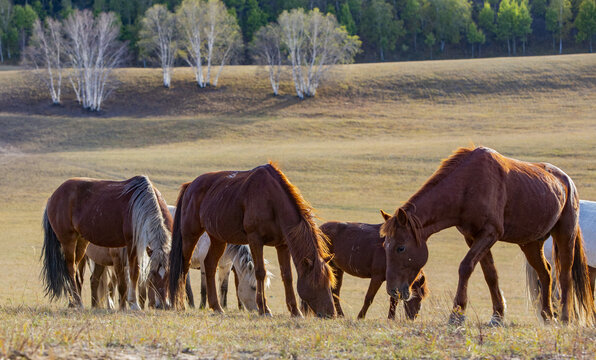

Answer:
[167,206,271,310]
[526,200,596,314]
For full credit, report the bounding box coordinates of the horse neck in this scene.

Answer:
[407,181,462,239]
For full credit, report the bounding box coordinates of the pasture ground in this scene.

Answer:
[0,54,595,358]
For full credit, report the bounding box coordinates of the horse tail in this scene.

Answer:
[524,258,542,316]
[41,206,71,301]
[570,228,596,324]
[168,182,190,309]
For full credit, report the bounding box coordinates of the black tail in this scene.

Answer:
[41,207,71,301]
[168,183,190,309]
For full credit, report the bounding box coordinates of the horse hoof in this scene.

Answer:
[128,302,141,311]
[488,315,504,327]
[448,312,466,326]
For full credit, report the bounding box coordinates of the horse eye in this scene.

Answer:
[397,246,406,253]
[250,286,257,291]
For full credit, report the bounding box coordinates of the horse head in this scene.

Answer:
[380,207,428,302]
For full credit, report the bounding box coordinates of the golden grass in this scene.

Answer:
[1,54,596,358]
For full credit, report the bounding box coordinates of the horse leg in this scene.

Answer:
[276,244,302,317]
[113,255,128,310]
[199,267,207,309]
[520,240,554,322]
[126,250,141,310]
[203,239,226,313]
[72,237,88,306]
[218,262,231,309]
[232,267,243,310]
[331,267,345,317]
[185,273,195,308]
[464,236,506,325]
[107,269,116,310]
[90,263,105,308]
[450,232,498,325]
[76,256,86,296]
[388,297,398,320]
[357,275,383,319]
[138,278,147,309]
[58,233,83,308]
[248,235,272,316]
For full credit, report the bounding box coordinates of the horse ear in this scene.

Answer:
[380,209,391,221]
[302,257,314,269]
[397,208,408,226]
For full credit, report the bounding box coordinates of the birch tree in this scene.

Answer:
[204,0,241,86]
[63,10,127,111]
[0,0,12,63]
[177,0,241,88]
[139,4,178,88]
[177,0,207,86]
[23,18,63,104]
[278,8,360,99]
[252,24,283,95]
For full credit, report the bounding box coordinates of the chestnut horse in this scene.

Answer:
[42,176,172,309]
[321,211,428,320]
[381,146,595,325]
[526,199,596,315]
[169,163,336,317]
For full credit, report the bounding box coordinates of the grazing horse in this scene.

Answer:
[167,206,272,311]
[321,210,428,320]
[169,163,336,317]
[42,176,172,310]
[380,146,595,325]
[526,200,596,313]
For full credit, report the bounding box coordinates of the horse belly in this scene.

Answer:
[501,176,565,243]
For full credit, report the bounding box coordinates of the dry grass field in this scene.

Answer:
[0,54,595,358]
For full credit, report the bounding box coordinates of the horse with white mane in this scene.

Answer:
[526,200,596,314]
[168,206,271,311]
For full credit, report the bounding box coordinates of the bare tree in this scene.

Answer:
[278,8,361,99]
[23,18,63,104]
[139,4,178,88]
[0,0,12,63]
[63,10,127,111]
[177,0,241,88]
[177,0,207,87]
[211,8,242,87]
[251,24,283,96]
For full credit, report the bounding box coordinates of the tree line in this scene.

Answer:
[1,0,594,64]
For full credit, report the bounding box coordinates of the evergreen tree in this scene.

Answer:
[466,20,485,56]
[338,2,356,34]
[514,0,532,54]
[575,0,596,51]
[546,0,572,53]
[497,0,516,54]
[11,4,37,54]
[402,0,423,51]
[360,0,404,60]
[478,1,496,38]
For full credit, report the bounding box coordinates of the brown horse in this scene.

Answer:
[42,176,173,310]
[169,163,336,317]
[381,146,595,325]
[321,211,428,320]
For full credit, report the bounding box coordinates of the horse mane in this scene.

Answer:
[264,162,336,287]
[228,244,271,288]
[381,147,476,244]
[122,175,171,283]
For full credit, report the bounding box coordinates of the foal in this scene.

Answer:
[321,211,428,320]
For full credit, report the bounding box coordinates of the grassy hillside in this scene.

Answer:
[1,55,596,358]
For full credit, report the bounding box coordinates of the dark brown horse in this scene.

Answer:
[321,211,428,320]
[42,176,173,309]
[169,163,336,317]
[381,146,595,325]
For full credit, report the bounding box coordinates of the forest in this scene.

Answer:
[0,0,594,65]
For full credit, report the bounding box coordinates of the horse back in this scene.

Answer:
[321,221,383,278]
[47,178,132,247]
